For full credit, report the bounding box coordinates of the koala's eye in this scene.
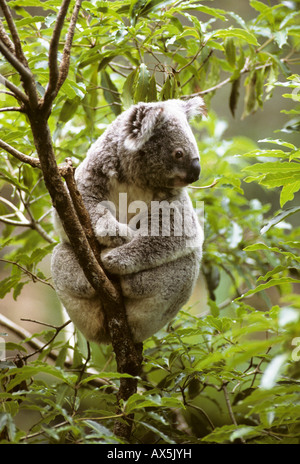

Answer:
[174,149,184,160]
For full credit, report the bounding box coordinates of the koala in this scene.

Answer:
[51,97,205,344]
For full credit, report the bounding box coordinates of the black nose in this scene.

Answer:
[186,159,201,183]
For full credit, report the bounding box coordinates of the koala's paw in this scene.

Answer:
[101,248,129,275]
[96,223,134,248]
[97,235,126,248]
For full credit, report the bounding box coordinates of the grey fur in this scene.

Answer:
[51,98,205,344]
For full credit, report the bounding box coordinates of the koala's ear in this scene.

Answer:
[124,103,163,151]
[180,96,207,120]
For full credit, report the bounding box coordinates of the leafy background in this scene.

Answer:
[0,0,300,444]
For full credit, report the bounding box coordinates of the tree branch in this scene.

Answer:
[0,258,54,289]
[56,0,83,93]
[43,0,72,112]
[0,72,28,104]
[0,3,39,108]
[0,41,39,108]
[0,18,15,54]
[60,158,102,261]
[0,106,23,113]
[0,0,27,65]
[0,138,41,168]
[0,313,114,389]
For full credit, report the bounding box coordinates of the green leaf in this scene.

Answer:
[121,69,137,109]
[261,206,300,234]
[100,71,122,115]
[2,363,77,391]
[229,77,240,117]
[280,182,300,207]
[0,413,16,442]
[260,354,288,390]
[58,97,81,123]
[180,4,227,21]
[224,37,236,67]
[134,64,150,103]
[212,28,259,46]
[258,138,296,150]
[238,277,300,299]
[243,70,257,117]
[147,74,157,102]
[0,169,29,193]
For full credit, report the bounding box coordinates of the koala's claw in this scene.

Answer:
[101,248,128,274]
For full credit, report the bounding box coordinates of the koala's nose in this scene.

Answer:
[187,158,201,183]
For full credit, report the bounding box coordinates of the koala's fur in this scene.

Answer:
[51,97,205,344]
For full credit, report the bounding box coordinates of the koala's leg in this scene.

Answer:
[121,253,200,342]
[51,243,110,344]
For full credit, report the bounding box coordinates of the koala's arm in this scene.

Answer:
[101,208,203,275]
[79,196,134,248]
[101,236,193,275]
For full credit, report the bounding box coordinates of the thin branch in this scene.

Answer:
[177,46,203,74]
[0,313,114,389]
[0,18,15,54]
[44,0,72,108]
[0,216,30,227]
[222,382,245,443]
[222,382,238,426]
[0,106,23,113]
[60,158,102,261]
[21,319,72,361]
[0,72,28,104]
[0,39,39,108]
[0,258,54,289]
[43,0,83,112]
[0,90,18,99]
[0,0,27,65]
[56,0,83,93]
[18,186,54,243]
[188,179,218,190]
[0,138,41,168]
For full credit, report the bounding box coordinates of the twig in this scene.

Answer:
[177,46,203,74]
[0,90,18,99]
[0,0,28,65]
[43,0,83,112]
[57,0,83,93]
[188,179,218,190]
[0,139,41,168]
[0,72,28,104]
[0,39,39,108]
[20,319,72,361]
[222,382,246,443]
[0,313,64,363]
[44,0,72,109]
[0,258,54,288]
[0,18,15,54]
[222,382,238,426]
[19,188,55,244]
[0,314,114,389]
[0,106,23,113]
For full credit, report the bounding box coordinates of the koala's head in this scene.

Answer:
[119,97,206,190]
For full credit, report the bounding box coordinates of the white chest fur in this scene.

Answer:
[108,178,154,224]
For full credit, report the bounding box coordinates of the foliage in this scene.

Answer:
[0,0,300,444]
